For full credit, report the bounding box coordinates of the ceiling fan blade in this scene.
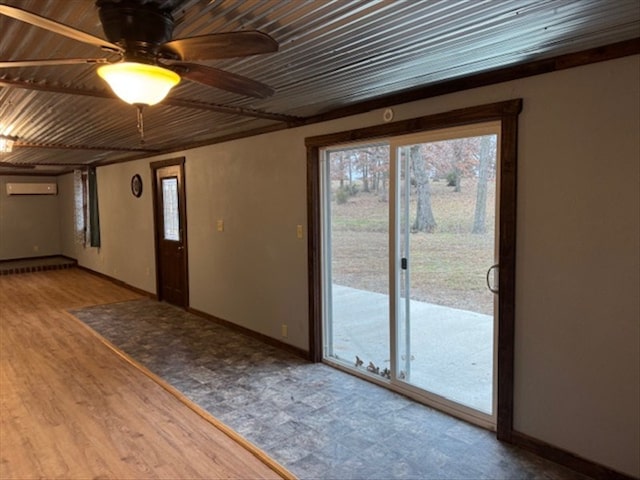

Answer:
[0,58,110,68]
[172,62,274,98]
[161,31,278,61]
[0,5,123,52]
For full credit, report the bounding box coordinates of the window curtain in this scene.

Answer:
[73,169,86,246]
[88,167,101,247]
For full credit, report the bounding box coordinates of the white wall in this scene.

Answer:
[0,175,60,260]
[58,55,639,477]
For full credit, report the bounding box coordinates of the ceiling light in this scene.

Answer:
[0,135,16,153]
[97,62,180,106]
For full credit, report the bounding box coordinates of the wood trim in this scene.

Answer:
[304,38,639,124]
[0,269,288,479]
[27,37,635,178]
[94,124,292,169]
[509,431,637,480]
[72,311,296,480]
[187,307,309,361]
[305,100,523,147]
[150,164,162,302]
[306,145,323,363]
[150,157,185,170]
[305,98,522,433]
[496,106,520,441]
[305,99,638,478]
[150,157,190,308]
[77,265,156,299]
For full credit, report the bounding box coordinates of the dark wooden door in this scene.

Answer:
[152,159,188,307]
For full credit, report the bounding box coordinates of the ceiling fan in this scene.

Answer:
[0,0,279,105]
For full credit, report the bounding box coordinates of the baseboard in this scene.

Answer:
[509,431,637,480]
[187,306,310,361]
[75,265,308,359]
[77,265,156,299]
[39,261,638,478]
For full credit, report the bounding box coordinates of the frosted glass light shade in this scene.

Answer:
[97,62,180,106]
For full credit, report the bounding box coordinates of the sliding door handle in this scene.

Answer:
[486,264,499,294]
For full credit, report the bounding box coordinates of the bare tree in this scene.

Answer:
[451,140,463,192]
[411,145,437,232]
[472,136,494,234]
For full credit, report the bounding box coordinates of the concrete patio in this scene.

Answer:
[329,284,494,414]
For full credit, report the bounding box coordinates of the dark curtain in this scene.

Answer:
[88,167,101,247]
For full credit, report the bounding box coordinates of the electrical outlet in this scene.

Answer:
[281,324,288,338]
[296,224,303,239]
[217,219,224,232]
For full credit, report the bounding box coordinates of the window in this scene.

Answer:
[162,177,180,241]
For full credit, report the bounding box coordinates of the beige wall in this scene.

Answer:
[54,55,638,476]
[0,175,60,260]
[59,159,156,293]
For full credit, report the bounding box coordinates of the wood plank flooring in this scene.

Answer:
[0,269,293,480]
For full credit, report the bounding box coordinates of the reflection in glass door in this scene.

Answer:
[394,129,498,418]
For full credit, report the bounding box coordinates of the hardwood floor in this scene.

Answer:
[0,269,293,480]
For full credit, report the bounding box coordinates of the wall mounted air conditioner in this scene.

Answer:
[6,183,58,195]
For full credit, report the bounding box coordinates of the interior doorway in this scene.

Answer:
[151,158,189,308]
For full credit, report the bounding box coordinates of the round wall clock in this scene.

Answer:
[131,174,143,197]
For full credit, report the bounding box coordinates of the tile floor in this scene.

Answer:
[71,298,591,480]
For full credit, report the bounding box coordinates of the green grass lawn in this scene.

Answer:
[330,179,496,314]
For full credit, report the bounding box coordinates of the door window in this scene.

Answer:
[162,177,180,241]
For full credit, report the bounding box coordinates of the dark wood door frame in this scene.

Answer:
[150,157,189,308]
[305,99,522,439]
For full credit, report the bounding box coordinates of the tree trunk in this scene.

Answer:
[362,163,369,192]
[411,145,437,232]
[452,140,463,192]
[472,136,491,234]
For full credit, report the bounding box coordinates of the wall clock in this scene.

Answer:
[131,174,143,197]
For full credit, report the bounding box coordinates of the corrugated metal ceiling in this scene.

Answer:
[1,0,638,174]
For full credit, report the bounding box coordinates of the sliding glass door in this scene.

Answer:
[322,144,391,374]
[322,122,500,427]
[393,125,499,421]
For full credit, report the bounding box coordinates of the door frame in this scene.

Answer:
[306,99,522,439]
[150,157,189,308]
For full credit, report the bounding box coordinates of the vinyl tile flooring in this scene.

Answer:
[70,298,591,480]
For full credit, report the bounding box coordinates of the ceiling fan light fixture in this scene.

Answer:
[0,135,16,153]
[97,62,180,106]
